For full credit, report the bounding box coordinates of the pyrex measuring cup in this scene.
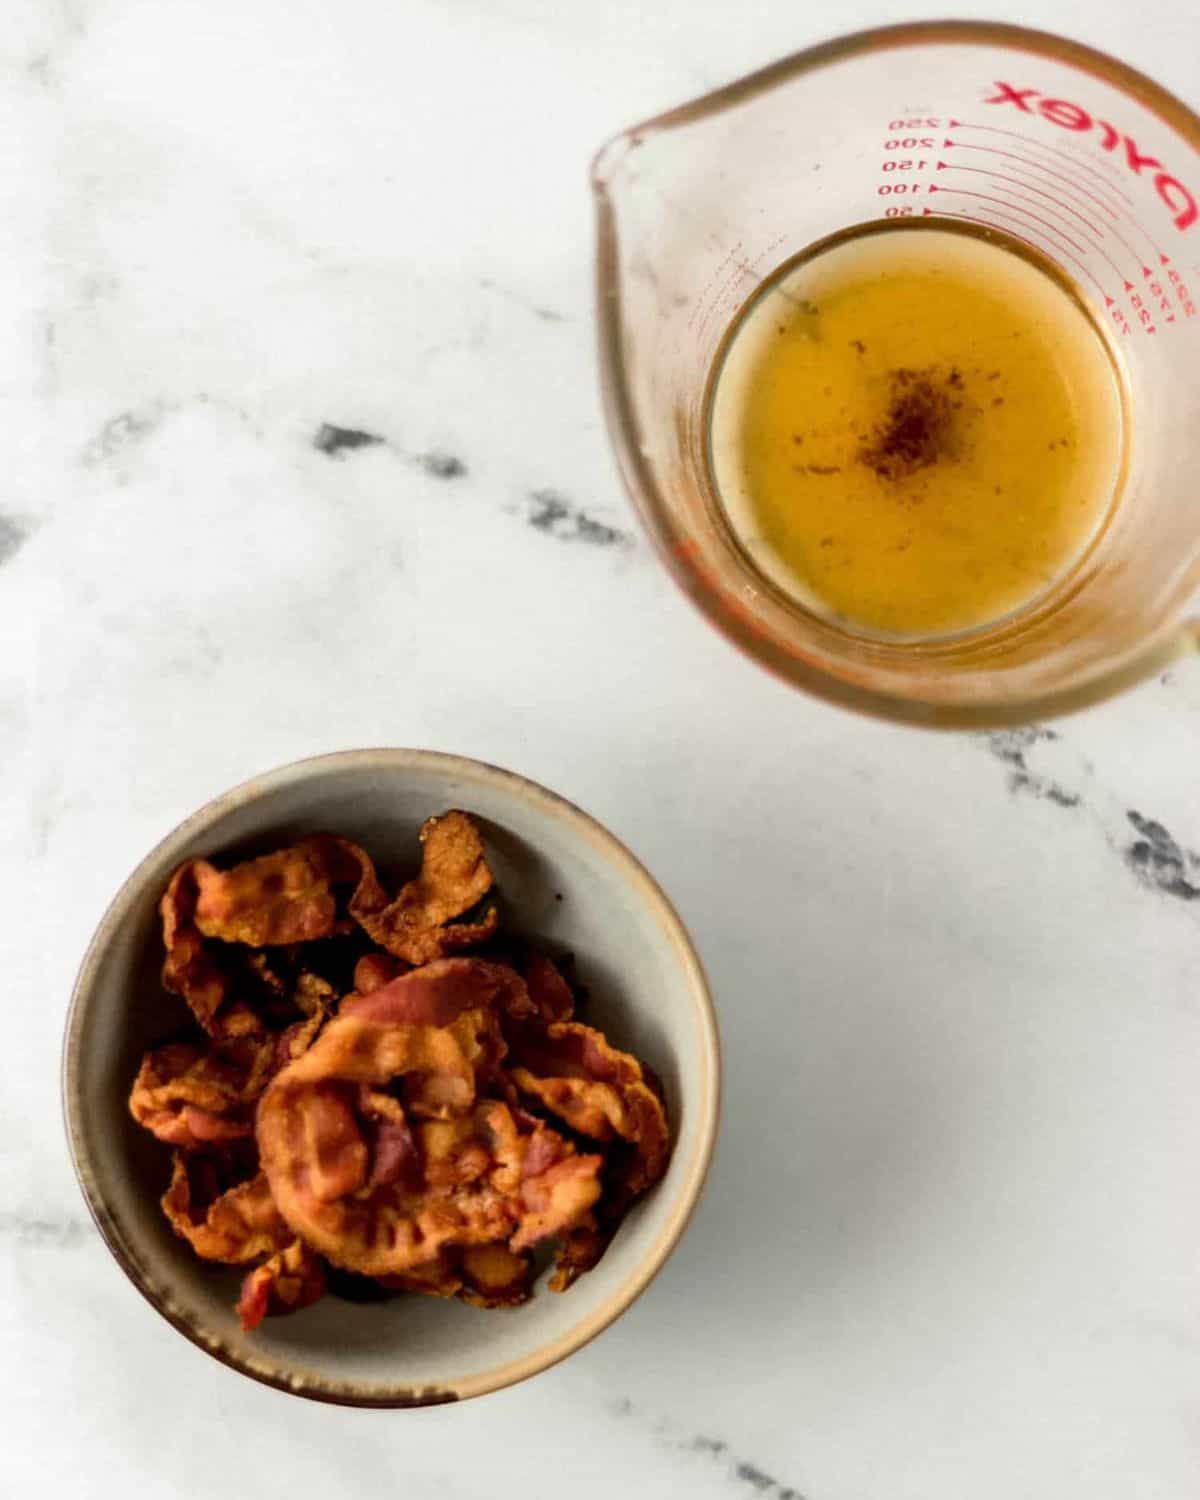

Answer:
[594,21,1200,725]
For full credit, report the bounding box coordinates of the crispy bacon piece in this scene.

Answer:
[352,951,405,996]
[237,1240,327,1331]
[161,1152,292,1263]
[510,1021,670,1198]
[135,815,673,1329]
[272,1006,328,1073]
[159,815,496,1031]
[128,1006,324,1151]
[293,969,336,1016]
[245,949,288,998]
[377,1244,534,1308]
[343,957,531,1028]
[358,1088,424,1191]
[161,866,302,1037]
[458,1243,535,1308]
[129,1038,273,1148]
[256,960,602,1276]
[377,1257,464,1299]
[513,1023,671,1289]
[524,952,575,1024]
[549,1214,609,1292]
[343,812,499,964]
[160,864,243,1034]
[246,950,338,1019]
[190,840,342,947]
[511,1154,604,1251]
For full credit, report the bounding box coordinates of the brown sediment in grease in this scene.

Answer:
[858,366,962,482]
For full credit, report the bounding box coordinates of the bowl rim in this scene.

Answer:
[61,748,721,1407]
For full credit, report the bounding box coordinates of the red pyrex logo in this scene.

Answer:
[985,82,1197,230]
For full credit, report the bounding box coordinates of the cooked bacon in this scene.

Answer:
[189,840,344,947]
[512,1154,604,1251]
[376,1257,464,1298]
[161,1153,292,1263]
[256,963,602,1276]
[358,1088,424,1192]
[293,969,336,1016]
[524,952,575,1024]
[458,1243,535,1308]
[261,1094,516,1276]
[352,951,405,996]
[342,812,499,964]
[520,1122,570,1180]
[236,1239,326,1331]
[135,814,672,1330]
[511,1021,670,1198]
[161,865,302,1037]
[271,1007,327,1073]
[256,987,498,1271]
[160,864,239,1033]
[129,1039,272,1148]
[547,1215,605,1292]
[342,957,531,1028]
[247,950,335,1018]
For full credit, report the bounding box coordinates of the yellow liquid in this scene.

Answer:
[708,224,1126,639]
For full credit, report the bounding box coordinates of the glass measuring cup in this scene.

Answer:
[594,21,1200,725]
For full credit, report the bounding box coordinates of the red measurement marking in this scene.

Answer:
[935,161,1104,236]
[1093,220,1150,276]
[935,179,1136,288]
[1128,218,1168,265]
[1165,261,1197,316]
[947,118,1136,204]
[934,158,1157,279]
[943,139,1126,223]
[923,206,1109,301]
[928,185,1088,256]
[951,119,1174,262]
[944,141,1155,276]
[1144,275,1174,321]
[1126,288,1157,333]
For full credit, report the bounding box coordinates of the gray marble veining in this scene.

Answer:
[5,0,1200,1496]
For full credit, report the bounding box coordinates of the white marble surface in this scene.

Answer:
[5,0,1200,1495]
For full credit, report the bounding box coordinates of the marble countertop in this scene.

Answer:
[6,1,1200,1495]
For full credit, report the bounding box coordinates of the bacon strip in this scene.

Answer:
[132,815,673,1329]
[352,951,406,996]
[237,1240,327,1331]
[342,812,499,964]
[524,953,575,1024]
[160,864,311,1037]
[160,864,241,1033]
[256,960,602,1277]
[458,1243,535,1308]
[129,1039,272,1148]
[377,1256,464,1299]
[161,1154,292,1264]
[190,840,342,947]
[511,1021,670,1198]
[549,1215,609,1292]
[342,958,532,1028]
[511,1154,604,1251]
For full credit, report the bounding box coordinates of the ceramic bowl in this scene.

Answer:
[63,750,720,1405]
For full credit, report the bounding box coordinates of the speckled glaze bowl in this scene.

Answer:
[63,750,719,1405]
